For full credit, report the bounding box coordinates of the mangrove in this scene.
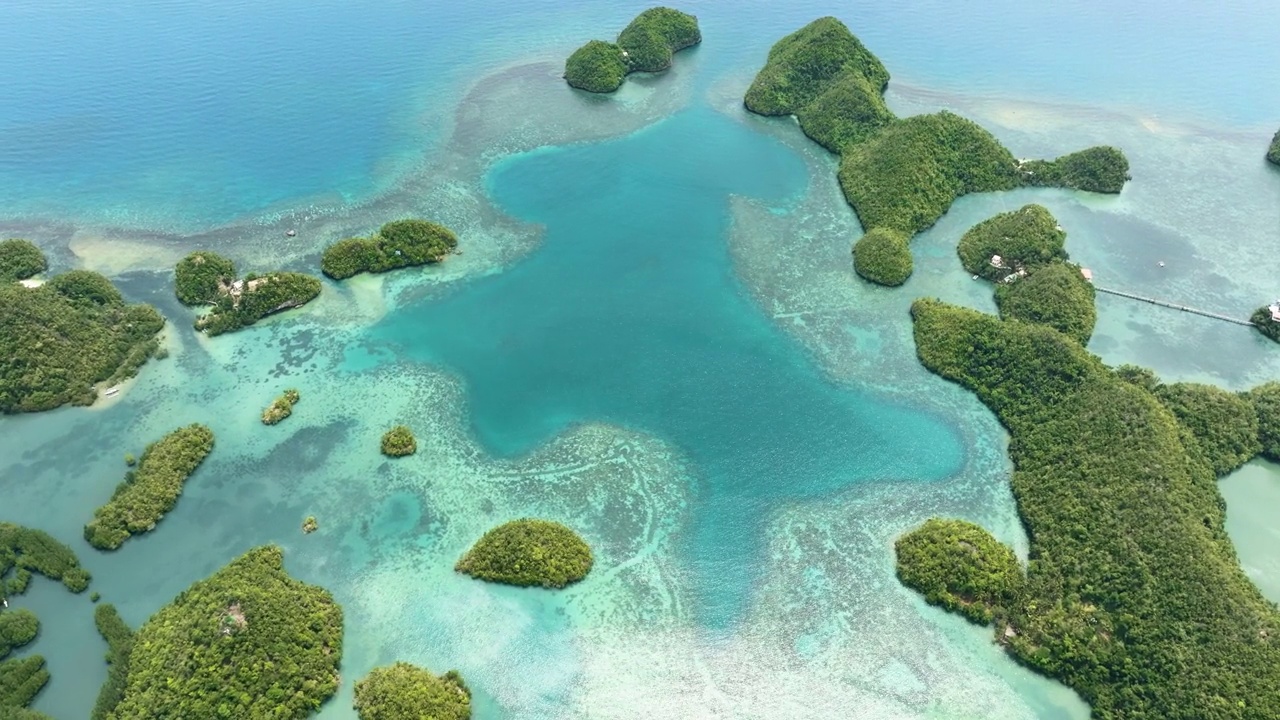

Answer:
[456,519,593,589]
[354,663,471,720]
[564,7,700,93]
[906,297,1280,718]
[174,251,321,336]
[0,523,91,597]
[84,424,215,550]
[90,604,133,720]
[107,546,343,720]
[745,18,1128,249]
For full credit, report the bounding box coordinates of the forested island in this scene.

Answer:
[1268,128,1280,165]
[0,524,91,715]
[1,242,164,413]
[744,18,1129,284]
[564,7,700,93]
[380,425,417,457]
[262,389,301,425]
[320,219,457,280]
[103,546,342,720]
[1251,305,1280,343]
[174,251,321,336]
[456,519,593,588]
[899,294,1280,717]
[354,663,471,720]
[851,228,912,287]
[84,424,215,550]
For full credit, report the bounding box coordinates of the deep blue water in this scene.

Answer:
[375,108,965,625]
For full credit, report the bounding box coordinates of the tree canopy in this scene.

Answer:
[0,611,38,661]
[84,424,216,550]
[956,205,1067,281]
[0,522,91,597]
[320,219,458,280]
[564,41,627,93]
[1248,382,1280,462]
[895,519,1024,625]
[1268,128,1280,166]
[851,228,912,286]
[0,240,47,283]
[353,663,471,720]
[994,261,1096,345]
[456,519,593,589]
[0,271,163,413]
[380,426,417,458]
[174,251,237,306]
[108,546,343,720]
[564,7,700,93]
[262,389,300,425]
[1154,382,1261,476]
[90,604,134,720]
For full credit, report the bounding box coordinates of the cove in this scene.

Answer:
[374,107,966,626]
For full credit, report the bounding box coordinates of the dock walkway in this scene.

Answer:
[1094,286,1255,327]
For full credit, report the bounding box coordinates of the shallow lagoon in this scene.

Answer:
[1,1,1279,719]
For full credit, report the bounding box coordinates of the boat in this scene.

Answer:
[104,386,120,397]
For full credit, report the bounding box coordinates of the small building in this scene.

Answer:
[990,254,1005,269]
[1270,304,1280,322]
[1080,268,1094,283]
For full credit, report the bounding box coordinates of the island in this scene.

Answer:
[0,523,90,714]
[83,424,216,550]
[0,239,47,283]
[564,7,701,93]
[1251,303,1280,343]
[895,518,1024,625]
[105,546,342,720]
[2,247,165,413]
[1269,128,1280,165]
[380,425,417,457]
[262,389,301,425]
[745,18,1129,255]
[320,219,458,280]
[90,604,133,720]
[302,516,318,534]
[354,663,471,720]
[851,227,912,286]
[900,296,1280,718]
[174,251,321,336]
[455,519,593,588]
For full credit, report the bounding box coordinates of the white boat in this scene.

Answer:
[103,386,120,397]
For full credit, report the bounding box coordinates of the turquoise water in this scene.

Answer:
[1,1,1280,718]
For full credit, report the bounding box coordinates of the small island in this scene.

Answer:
[0,239,47,283]
[174,251,321,336]
[2,247,165,414]
[320,219,457,280]
[354,662,471,720]
[106,546,342,720]
[957,205,1066,281]
[564,7,701,93]
[262,389,301,425]
[1251,303,1280,343]
[745,18,1129,250]
[895,518,1024,625]
[84,424,215,550]
[455,519,593,588]
[380,425,417,457]
[851,227,912,286]
[1269,128,1280,165]
[302,516,318,534]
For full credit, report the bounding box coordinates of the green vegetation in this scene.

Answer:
[895,519,1024,625]
[1268,128,1280,166]
[262,389,301,425]
[0,523,91,596]
[175,251,321,336]
[837,111,1023,236]
[1022,146,1130,193]
[851,228,912,286]
[908,298,1280,718]
[173,251,237,305]
[1154,382,1260,476]
[957,205,1066,281]
[0,240,46,283]
[745,18,1128,250]
[564,7,700,93]
[564,41,627,93]
[108,546,342,720]
[0,611,38,660]
[353,663,471,720]
[456,519,593,589]
[994,261,1097,344]
[0,262,164,413]
[0,656,48,711]
[0,707,54,720]
[1248,382,1280,461]
[302,516,318,534]
[90,604,133,720]
[380,425,417,457]
[84,424,215,550]
[320,219,458,280]
[1251,306,1280,343]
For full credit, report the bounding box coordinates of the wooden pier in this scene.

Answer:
[1093,286,1255,327]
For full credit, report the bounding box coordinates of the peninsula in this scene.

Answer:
[456,519,592,588]
[564,7,700,93]
[744,18,1129,285]
[321,219,458,280]
[103,546,342,720]
[174,251,321,336]
[1,243,164,413]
